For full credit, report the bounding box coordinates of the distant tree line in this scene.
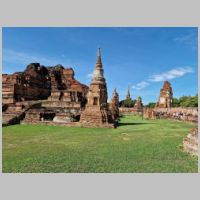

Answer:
[119,99,136,108]
[145,94,198,108]
[172,94,198,107]
[145,102,156,108]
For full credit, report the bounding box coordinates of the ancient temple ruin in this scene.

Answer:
[80,48,114,127]
[109,88,120,121]
[155,81,173,108]
[2,63,88,125]
[134,96,143,110]
[183,127,198,156]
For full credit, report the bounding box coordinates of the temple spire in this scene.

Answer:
[126,86,131,100]
[96,48,102,68]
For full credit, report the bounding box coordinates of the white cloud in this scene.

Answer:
[131,66,193,92]
[148,67,193,82]
[132,81,149,90]
[3,48,71,66]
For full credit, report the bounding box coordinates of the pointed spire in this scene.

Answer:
[98,47,101,57]
[126,86,131,100]
[96,48,102,68]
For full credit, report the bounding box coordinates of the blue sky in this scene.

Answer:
[2,27,198,104]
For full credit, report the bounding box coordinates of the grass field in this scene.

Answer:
[2,115,198,173]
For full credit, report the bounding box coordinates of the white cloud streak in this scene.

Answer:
[131,66,193,90]
[3,48,71,66]
[149,67,193,82]
[132,81,149,90]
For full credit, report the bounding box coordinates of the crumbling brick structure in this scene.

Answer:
[155,81,173,108]
[80,48,114,127]
[2,63,50,104]
[134,96,143,110]
[2,63,88,125]
[109,88,120,121]
[183,127,198,156]
[143,107,198,123]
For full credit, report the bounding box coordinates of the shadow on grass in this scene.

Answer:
[118,122,155,126]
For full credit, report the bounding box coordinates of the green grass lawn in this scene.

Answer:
[2,115,198,173]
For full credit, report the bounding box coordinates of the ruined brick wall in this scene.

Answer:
[143,107,198,123]
[183,127,198,156]
[2,74,18,104]
[2,63,88,107]
[3,63,89,125]
[2,63,51,103]
[119,107,143,115]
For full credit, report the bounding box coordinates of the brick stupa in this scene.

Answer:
[109,88,120,121]
[134,96,143,110]
[155,80,173,108]
[80,48,114,128]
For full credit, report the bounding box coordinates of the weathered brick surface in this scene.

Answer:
[109,89,120,121]
[2,63,88,125]
[155,81,173,108]
[143,107,198,123]
[183,127,198,156]
[119,107,143,115]
[134,96,143,110]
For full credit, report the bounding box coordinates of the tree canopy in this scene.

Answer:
[119,99,136,108]
[172,94,198,107]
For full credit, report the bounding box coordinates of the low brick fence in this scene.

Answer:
[119,107,143,115]
[143,107,198,123]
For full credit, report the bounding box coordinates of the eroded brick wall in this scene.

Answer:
[143,107,198,123]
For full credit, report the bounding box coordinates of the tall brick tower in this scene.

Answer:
[155,80,173,108]
[80,48,113,127]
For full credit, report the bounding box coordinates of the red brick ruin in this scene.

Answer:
[2,63,88,125]
[183,127,198,156]
[2,48,117,128]
[2,49,198,135]
[109,88,120,121]
[155,80,173,108]
[80,48,114,127]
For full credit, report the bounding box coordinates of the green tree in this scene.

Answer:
[145,102,156,108]
[174,94,198,107]
[172,98,180,107]
[119,99,136,107]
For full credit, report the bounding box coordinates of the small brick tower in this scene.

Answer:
[109,88,119,121]
[80,48,113,127]
[134,96,143,110]
[155,80,173,108]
